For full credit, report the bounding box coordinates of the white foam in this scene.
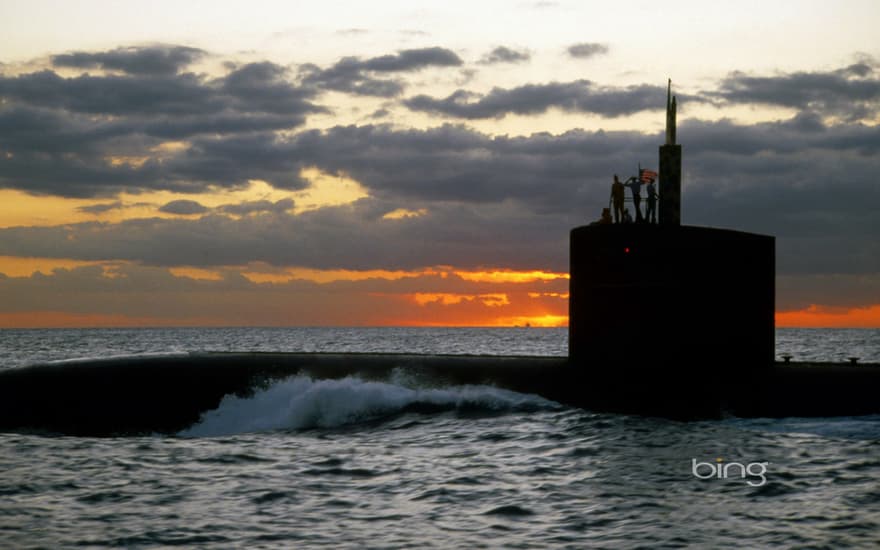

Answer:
[179,375,559,437]
[45,352,191,365]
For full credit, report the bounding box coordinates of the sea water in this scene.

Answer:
[1,328,878,548]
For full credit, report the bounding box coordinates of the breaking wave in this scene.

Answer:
[180,375,561,437]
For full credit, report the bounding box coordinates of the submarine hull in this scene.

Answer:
[1,353,878,436]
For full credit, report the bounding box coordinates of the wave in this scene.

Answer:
[43,352,191,365]
[727,414,880,440]
[179,374,561,437]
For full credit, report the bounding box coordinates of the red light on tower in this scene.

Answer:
[624,247,631,254]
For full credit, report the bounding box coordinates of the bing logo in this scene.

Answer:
[692,457,769,487]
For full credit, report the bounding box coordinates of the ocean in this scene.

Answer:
[1,327,878,548]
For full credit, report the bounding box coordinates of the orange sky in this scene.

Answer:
[0,255,876,327]
[775,305,880,329]
[0,262,574,328]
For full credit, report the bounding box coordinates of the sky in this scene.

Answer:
[0,0,878,328]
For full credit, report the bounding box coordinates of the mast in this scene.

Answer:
[659,79,681,225]
[665,78,676,146]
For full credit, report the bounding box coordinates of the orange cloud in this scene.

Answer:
[776,304,880,328]
[454,269,569,283]
[0,256,123,277]
[409,292,511,307]
[527,292,569,299]
[382,208,428,220]
[168,267,225,281]
[241,264,440,284]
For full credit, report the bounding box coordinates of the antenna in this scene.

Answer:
[659,79,681,225]
[665,79,677,146]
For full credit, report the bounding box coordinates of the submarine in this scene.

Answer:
[1,82,878,436]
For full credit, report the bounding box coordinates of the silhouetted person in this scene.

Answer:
[646,180,657,223]
[589,208,612,226]
[622,208,633,224]
[625,177,643,222]
[611,175,625,223]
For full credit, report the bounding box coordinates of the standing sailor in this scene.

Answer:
[624,177,643,222]
[611,175,625,223]
[646,179,657,223]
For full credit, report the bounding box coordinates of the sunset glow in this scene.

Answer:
[455,270,569,284]
[776,305,880,329]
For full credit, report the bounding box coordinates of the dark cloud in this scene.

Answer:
[78,201,124,214]
[218,198,294,215]
[479,46,531,65]
[0,62,318,118]
[300,59,404,97]
[300,47,462,97]
[404,81,679,119]
[0,70,216,116]
[158,199,209,215]
[777,274,880,311]
[160,132,309,190]
[567,43,608,59]
[0,57,324,196]
[51,45,206,76]
[1,44,878,313]
[363,47,462,72]
[218,62,318,115]
[839,62,873,78]
[0,200,570,272]
[710,63,880,121]
[2,116,877,284]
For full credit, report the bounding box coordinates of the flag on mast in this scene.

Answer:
[640,168,658,183]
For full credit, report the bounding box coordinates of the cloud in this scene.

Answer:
[0,61,319,118]
[0,70,214,116]
[1,44,878,316]
[0,56,324,196]
[709,62,880,121]
[1,112,876,284]
[218,198,294,215]
[300,59,404,97]
[567,43,608,59]
[77,201,125,214]
[777,274,880,311]
[158,199,209,215]
[299,47,463,97]
[404,81,678,119]
[51,45,206,76]
[337,28,370,36]
[218,62,318,115]
[0,198,571,272]
[479,46,531,65]
[362,47,462,72]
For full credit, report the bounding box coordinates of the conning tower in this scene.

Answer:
[568,81,775,417]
